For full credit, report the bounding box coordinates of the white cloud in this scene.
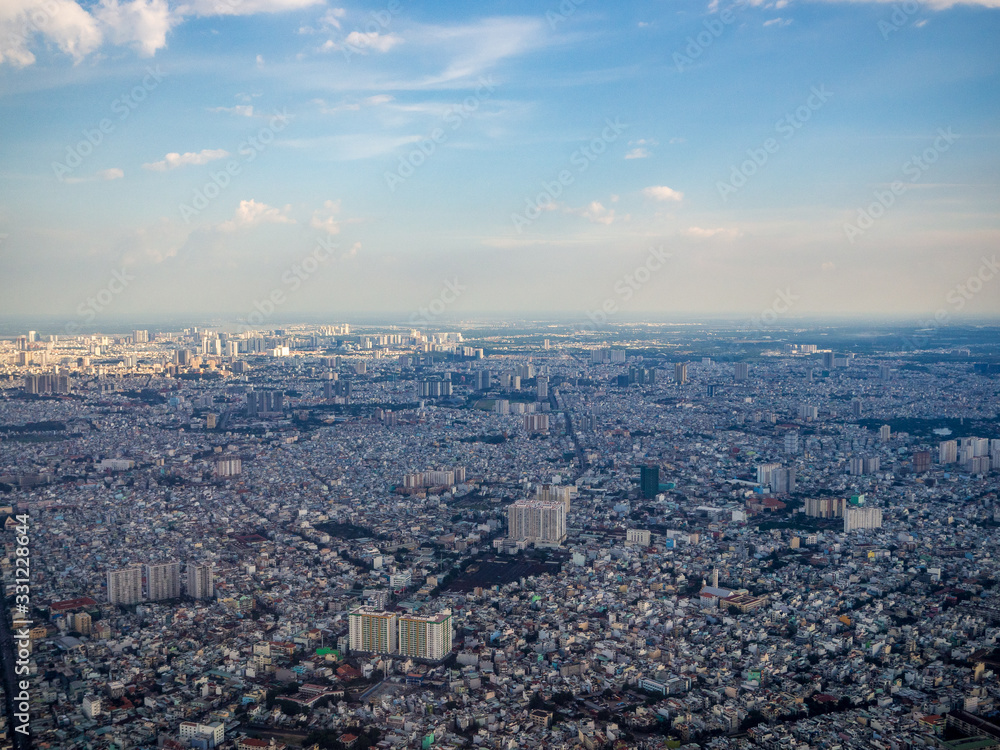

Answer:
[570,201,617,225]
[218,199,294,231]
[63,167,126,183]
[210,104,254,116]
[625,147,651,160]
[763,17,792,27]
[643,185,684,202]
[314,94,394,114]
[1,0,327,67]
[684,226,741,239]
[0,0,101,67]
[339,30,402,53]
[299,6,344,33]
[310,199,342,235]
[95,0,174,57]
[176,0,323,17]
[413,17,549,85]
[143,148,230,171]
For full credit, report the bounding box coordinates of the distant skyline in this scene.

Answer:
[1,0,999,322]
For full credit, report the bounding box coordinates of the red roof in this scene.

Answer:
[238,739,270,748]
[50,597,98,612]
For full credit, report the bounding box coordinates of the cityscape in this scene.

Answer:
[2,0,1000,748]
[0,322,997,750]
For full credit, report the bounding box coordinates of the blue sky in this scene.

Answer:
[0,0,998,325]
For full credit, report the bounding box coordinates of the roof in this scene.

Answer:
[50,596,98,612]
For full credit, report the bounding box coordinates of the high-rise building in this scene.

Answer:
[398,612,453,661]
[879,424,892,442]
[418,378,452,398]
[822,351,835,369]
[107,565,143,605]
[851,398,863,418]
[627,366,656,385]
[536,483,573,513]
[507,499,567,546]
[844,506,883,532]
[187,563,215,600]
[770,467,796,494]
[850,457,880,476]
[146,561,181,601]
[756,463,781,486]
[536,375,548,400]
[640,465,660,499]
[348,608,397,654]
[804,497,847,518]
[797,404,818,421]
[674,362,688,385]
[626,529,652,546]
[214,458,242,477]
[734,362,749,381]
[967,455,991,474]
[73,611,93,635]
[246,390,284,415]
[523,414,549,433]
[23,373,71,394]
[783,431,800,454]
[82,695,102,720]
[939,440,958,464]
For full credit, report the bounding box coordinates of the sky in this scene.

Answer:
[0,0,998,328]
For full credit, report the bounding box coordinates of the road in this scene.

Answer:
[552,390,587,479]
